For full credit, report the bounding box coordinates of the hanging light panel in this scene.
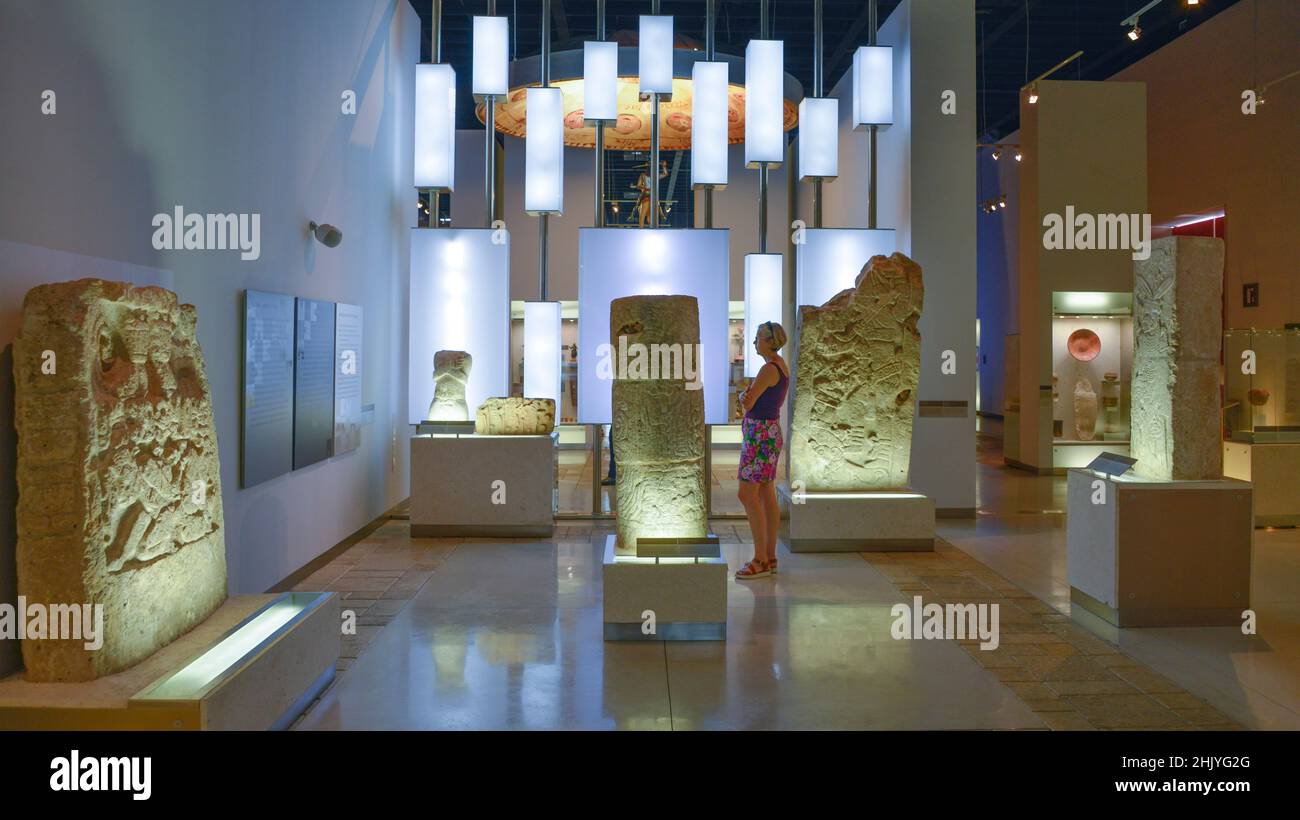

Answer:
[525,87,564,215]
[524,301,562,406]
[414,63,456,190]
[744,253,784,378]
[745,39,784,168]
[583,41,619,122]
[638,15,674,96]
[472,16,509,97]
[691,61,729,188]
[798,96,838,180]
[852,45,893,129]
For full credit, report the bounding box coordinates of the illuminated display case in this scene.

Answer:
[1050,292,1133,445]
[1223,328,1300,442]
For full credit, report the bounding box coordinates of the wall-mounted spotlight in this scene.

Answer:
[1027,83,1039,104]
[308,221,342,248]
[1014,150,1023,162]
[992,148,1002,161]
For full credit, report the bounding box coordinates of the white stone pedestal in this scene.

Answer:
[777,483,935,552]
[1224,441,1300,527]
[1066,469,1252,627]
[602,536,727,641]
[410,432,556,537]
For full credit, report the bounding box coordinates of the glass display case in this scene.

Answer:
[1223,328,1300,442]
[1050,293,1134,445]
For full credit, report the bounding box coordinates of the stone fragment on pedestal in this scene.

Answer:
[1131,236,1225,480]
[427,350,472,421]
[474,397,556,435]
[611,295,707,554]
[14,279,228,682]
[791,252,925,491]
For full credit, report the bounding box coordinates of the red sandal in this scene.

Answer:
[735,559,771,580]
[770,557,778,575]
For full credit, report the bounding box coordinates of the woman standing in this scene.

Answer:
[735,322,789,579]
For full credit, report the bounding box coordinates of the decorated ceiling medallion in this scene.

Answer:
[1067,328,1102,362]
[476,76,798,150]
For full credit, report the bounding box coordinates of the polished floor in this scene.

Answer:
[294,425,1297,730]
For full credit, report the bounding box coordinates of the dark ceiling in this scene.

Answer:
[411,0,1242,141]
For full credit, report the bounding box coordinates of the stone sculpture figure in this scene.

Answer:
[1073,378,1098,441]
[475,397,556,435]
[428,350,472,421]
[14,279,227,681]
[611,295,707,553]
[1130,236,1225,480]
[791,252,924,491]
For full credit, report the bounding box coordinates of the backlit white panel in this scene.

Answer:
[583,41,618,121]
[414,64,456,190]
[472,16,509,97]
[525,87,564,214]
[852,45,893,129]
[409,228,510,424]
[795,228,896,309]
[691,61,729,188]
[577,228,730,424]
[744,253,784,378]
[745,39,784,168]
[524,301,562,405]
[797,96,838,180]
[638,16,674,95]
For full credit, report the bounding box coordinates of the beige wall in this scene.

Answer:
[1017,81,1148,469]
[1111,0,1300,329]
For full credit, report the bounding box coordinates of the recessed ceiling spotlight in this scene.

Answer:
[1186,0,1199,6]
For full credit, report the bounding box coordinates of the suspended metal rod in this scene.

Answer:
[811,0,824,228]
[867,0,878,229]
[484,0,499,227]
[757,0,770,251]
[429,0,444,227]
[594,0,606,227]
[704,0,716,228]
[539,0,551,300]
[649,0,661,228]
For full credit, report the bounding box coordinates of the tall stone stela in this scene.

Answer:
[611,295,707,554]
[1131,235,1225,480]
[791,252,925,491]
[14,279,228,682]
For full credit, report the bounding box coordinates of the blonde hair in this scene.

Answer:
[759,321,787,352]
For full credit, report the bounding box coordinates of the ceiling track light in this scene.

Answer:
[1128,23,1142,41]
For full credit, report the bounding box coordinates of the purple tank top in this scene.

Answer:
[746,362,789,420]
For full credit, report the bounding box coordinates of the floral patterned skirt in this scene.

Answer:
[738,417,783,483]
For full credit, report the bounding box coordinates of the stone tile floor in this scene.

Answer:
[292,515,1240,730]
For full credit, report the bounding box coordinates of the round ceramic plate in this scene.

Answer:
[1067,328,1101,361]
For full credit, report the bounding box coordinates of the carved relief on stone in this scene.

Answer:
[611,295,707,553]
[791,252,924,491]
[427,350,472,421]
[14,279,227,682]
[1130,236,1225,480]
[475,397,556,435]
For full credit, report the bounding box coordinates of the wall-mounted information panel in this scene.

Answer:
[242,290,296,488]
[334,303,364,456]
[293,298,336,470]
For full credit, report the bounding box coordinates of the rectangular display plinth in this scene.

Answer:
[1066,469,1252,627]
[778,484,935,552]
[0,592,339,730]
[410,433,556,537]
[602,535,727,641]
[1223,441,1300,527]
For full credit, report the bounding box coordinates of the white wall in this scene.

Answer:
[798,0,977,512]
[0,0,419,597]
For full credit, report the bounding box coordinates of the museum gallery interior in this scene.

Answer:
[0,0,1297,735]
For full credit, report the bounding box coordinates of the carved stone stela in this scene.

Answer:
[1131,236,1225,480]
[427,350,472,421]
[792,252,925,491]
[475,397,556,435]
[14,279,228,681]
[611,295,707,553]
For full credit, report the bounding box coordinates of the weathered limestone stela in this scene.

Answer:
[427,350,472,421]
[611,295,707,553]
[475,397,556,435]
[791,252,925,491]
[1131,236,1225,480]
[14,279,227,681]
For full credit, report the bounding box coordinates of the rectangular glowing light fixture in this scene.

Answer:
[409,228,510,424]
[472,16,509,97]
[525,87,564,214]
[744,253,784,378]
[853,45,893,129]
[691,61,729,188]
[583,41,619,122]
[414,63,456,190]
[795,228,896,309]
[523,301,562,405]
[798,96,838,180]
[745,39,784,168]
[638,15,674,96]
